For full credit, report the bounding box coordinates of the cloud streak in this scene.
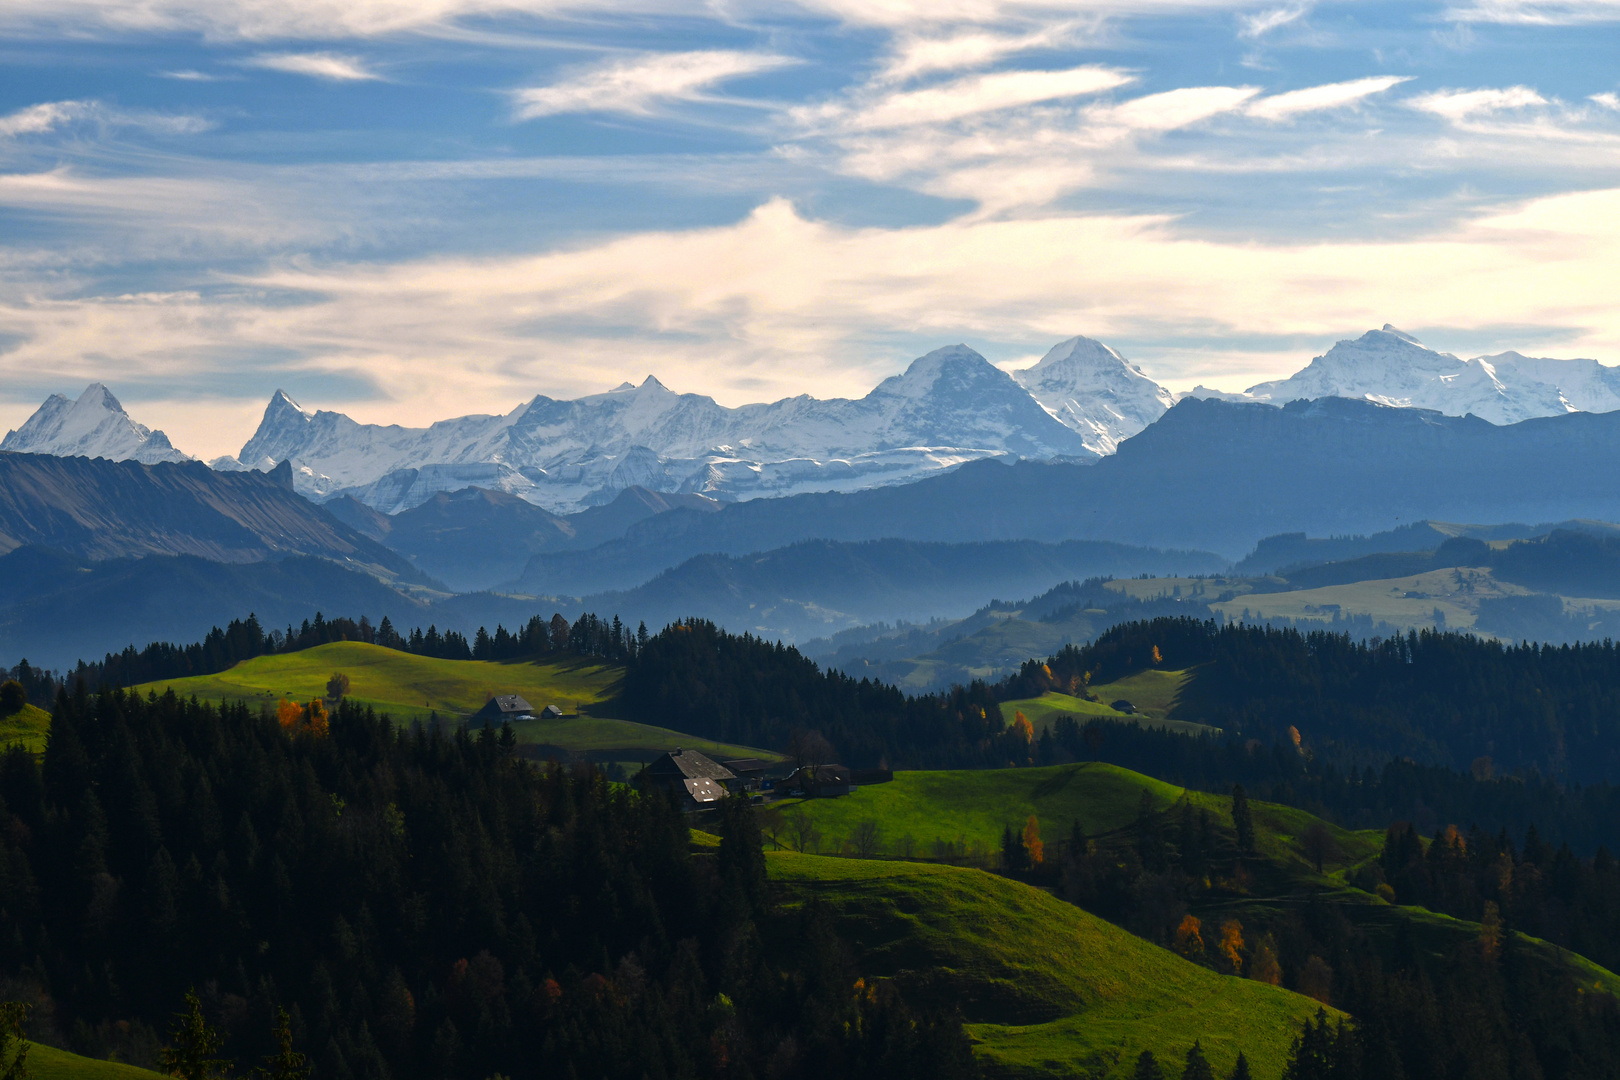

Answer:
[246,52,381,81]
[1246,75,1412,120]
[514,51,795,117]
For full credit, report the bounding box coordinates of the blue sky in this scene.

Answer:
[1,0,1618,458]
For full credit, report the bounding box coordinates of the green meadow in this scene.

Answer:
[768,762,1383,880]
[26,1042,165,1080]
[767,850,1332,1079]
[131,641,622,722]
[0,702,51,752]
[129,642,777,762]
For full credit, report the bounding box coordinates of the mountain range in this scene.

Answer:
[8,327,1619,514]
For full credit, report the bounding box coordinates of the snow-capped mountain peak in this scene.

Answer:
[1,383,189,464]
[1013,335,1176,455]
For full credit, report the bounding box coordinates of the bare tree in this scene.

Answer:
[1302,821,1339,873]
[849,819,883,858]
[787,808,820,853]
[785,728,836,768]
[757,805,786,850]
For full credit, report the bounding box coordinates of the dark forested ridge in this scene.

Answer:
[0,687,975,1079]
[1019,617,1620,783]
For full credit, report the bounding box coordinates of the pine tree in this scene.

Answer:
[1227,1052,1252,1080]
[1182,1041,1215,1080]
[1231,784,1256,855]
[159,990,232,1080]
[256,1008,309,1080]
[1132,1049,1164,1080]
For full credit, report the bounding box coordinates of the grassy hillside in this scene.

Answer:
[28,1042,165,1080]
[131,642,777,762]
[769,762,1377,874]
[132,641,621,722]
[768,850,1329,1079]
[0,702,51,752]
[1000,670,1217,737]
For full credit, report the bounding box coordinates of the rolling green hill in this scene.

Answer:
[130,642,776,762]
[0,702,51,752]
[1000,669,1218,738]
[768,762,1377,873]
[27,1042,165,1080]
[768,850,1330,1078]
[132,641,621,721]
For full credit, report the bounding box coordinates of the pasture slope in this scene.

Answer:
[1000,669,1218,738]
[28,1042,165,1080]
[766,851,1328,1079]
[130,641,773,762]
[0,703,50,752]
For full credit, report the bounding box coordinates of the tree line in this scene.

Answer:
[0,684,976,1080]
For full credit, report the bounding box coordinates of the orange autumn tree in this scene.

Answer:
[1023,815,1043,864]
[1012,711,1034,742]
[1174,915,1204,959]
[1151,645,1162,664]
[1218,920,1244,974]
[277,698,329,738]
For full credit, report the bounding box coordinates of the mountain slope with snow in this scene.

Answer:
[224,344,1098,513]
[1244,326,1620,424]
[1013,336,1176,454]
[1,384,188,464]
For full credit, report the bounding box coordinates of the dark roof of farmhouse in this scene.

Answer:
[473,695,534,718]
[646,749,736,783]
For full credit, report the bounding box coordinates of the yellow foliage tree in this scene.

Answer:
[1012,711,1033,742]
[1151,645,1162,664]
[1218,920,1244,974]
[1250,936,1282,985]
[305,699,329,739]
[1023,815,1043,865]
[1174,914,1204,959]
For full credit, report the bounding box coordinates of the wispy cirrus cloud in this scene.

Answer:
[0,99,211,140]
[1246,75,1412,121]
[246,52,381,81]
[879,22,1094,82]
[514,50,795,118]
[800,65,1133,132]
[1444,0,1620,23]
[1409,85,1548,121]
[1240,3,1311,37]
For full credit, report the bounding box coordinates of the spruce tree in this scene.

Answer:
[1132,1049,1164,1080]
[1231,784,1256,855]
[1182,1041,1216,1080]
[159,990,231,1080]
[1227,1052,1252,1080]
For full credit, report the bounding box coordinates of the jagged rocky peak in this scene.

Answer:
[1,382,190,464]
[1013,335,1176,455]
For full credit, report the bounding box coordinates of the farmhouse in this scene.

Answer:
[470,694,535,726]
[786,764,853,798]
[720,757,779,792]
[641,749,737,810]
[540,704,563,719]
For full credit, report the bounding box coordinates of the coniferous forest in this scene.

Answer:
[0,687,975,1080]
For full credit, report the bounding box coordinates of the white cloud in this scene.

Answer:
[8,186,1620,461]
[0,100,95,138]
[514,51,795,118]
[1091,85,1260,132]
[880,22,1090,82]
[1408,85,1547,122]
[1246,75,1412,121]
[247,52,380,81]
[1593,92,1620,110]
[1444,0,1620,24]
[807,65,1133,131]
[158,69,225,81]
[1239,3,1310,38]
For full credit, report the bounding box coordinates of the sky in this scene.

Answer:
[1,0,1619,460]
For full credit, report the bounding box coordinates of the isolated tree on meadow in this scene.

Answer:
[0,680,23,716]
[1302,821,1338,873]
[850,819,883,858]
[326,672,350,701]
[1131,1049,1164,1080]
